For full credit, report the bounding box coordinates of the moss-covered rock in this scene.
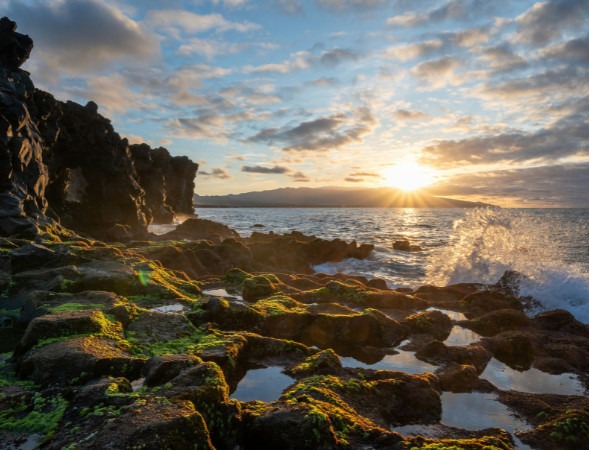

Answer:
[242,275,278,302]
[17,336,144,387]
[405,310,453,340]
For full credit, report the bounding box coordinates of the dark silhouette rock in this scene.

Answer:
[393,239,422,252]
[34,90,151,237]
[130,144,198,223]
[1,18,199,239]
[0,17,53,238]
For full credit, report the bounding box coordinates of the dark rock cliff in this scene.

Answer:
[0,17,198,240]
[130,144,198,224]
[0,17,53,238]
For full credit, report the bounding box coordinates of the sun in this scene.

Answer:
[382,163,435,191]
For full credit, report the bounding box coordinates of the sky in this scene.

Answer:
[4,0,589,207]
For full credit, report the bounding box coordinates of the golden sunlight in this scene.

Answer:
[382,163,436,191]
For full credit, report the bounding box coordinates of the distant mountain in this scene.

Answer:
[195,187,492,208]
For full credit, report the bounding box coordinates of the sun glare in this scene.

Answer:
[383,163,435,191]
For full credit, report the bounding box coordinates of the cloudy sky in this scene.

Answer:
[5,0,589,206]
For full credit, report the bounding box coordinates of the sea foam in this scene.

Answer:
[426,208,589,323]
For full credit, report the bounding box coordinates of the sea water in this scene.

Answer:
[192,207,589,323]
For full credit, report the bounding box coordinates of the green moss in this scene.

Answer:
[242,275,277,301]
[0,392,68,436]
[0,357,38,390]
[252,295,307,316]
[48,303,105,313]
[224,268,250,285]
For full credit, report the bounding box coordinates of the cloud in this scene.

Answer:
[199,167,233,179]
[345,177,365,182]
[5,0,159,77]
[167,114,230,139]
[212,0,248,7]
[349,171,382,178]
[246,50,312,74]
[66,74,151,113]
[387,0,473,27]
[274,0,303,14]
[515,0,589,45]
[420,111,589,168]
[246,47,359,74]
[289,171,310,181]
[541,34,589,65]
[319,48,359,66]
[316,0,389,12]
[478,44,528,73]
[178,38,244,58]
[430,163,589,207]
[479,66,587,101]
[411,56,464,88]
[394,109,428,121]
[146,9,259,38]
[384,39,444,61]
[248,106,378,152]
[242,165,290,174]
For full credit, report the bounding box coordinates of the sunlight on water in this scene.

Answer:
[195,207,589,322]
[440,392,533,450]
[480,358,586,395]
[340,351,437,374]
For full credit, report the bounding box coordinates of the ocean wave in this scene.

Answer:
[426,208,589,323]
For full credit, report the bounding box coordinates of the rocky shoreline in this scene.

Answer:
[1,219,589,449]
[1,15,589,450]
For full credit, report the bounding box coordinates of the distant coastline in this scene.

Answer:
[195,186,493,209]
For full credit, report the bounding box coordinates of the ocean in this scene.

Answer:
[189,207,589,323]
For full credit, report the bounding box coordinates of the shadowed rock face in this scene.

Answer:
[0,17,198,239]
[130,144,198,223]
[0,17,52,238]
[34,90,151,236]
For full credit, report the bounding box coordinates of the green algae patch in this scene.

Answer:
[0,392,68,437]
[132,260,201,300]
[288,349,342,377]
[225,268,250,285]
[242,275,277,302]
[252,295,308,317]
[48,302,106,313]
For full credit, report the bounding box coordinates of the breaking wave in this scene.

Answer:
[426,208,589,323]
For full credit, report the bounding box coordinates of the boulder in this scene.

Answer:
[393,239,422,252]
[17,336,143,386]
[405,310,453,340]
[415,341,492,372]
[15,309,115,355]
[465,309,530,336]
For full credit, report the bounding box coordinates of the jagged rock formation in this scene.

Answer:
[0,17,53,238]
[0,17,198,240]
[130,144,198,223]
[34,90,151,237]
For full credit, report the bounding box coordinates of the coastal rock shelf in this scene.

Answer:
[1,222,589,449]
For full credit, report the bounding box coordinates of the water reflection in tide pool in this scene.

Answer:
[395,392,533,450]
[481,358,586,395]
[340,350,437,374]
[443,325,482,346]
[230,366,294,403]
[441,392,533,450]
[426,307,467,321]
